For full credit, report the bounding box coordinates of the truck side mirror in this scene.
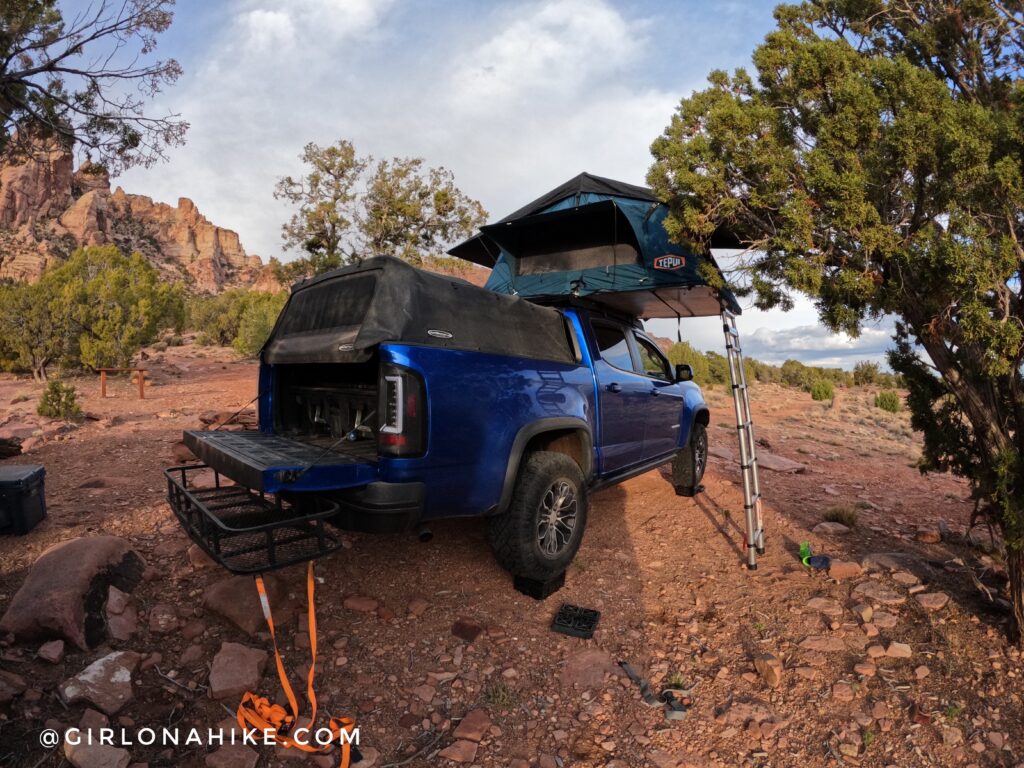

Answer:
[675,364,694,382]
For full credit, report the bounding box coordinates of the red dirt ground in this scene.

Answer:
[0,341,1020,768]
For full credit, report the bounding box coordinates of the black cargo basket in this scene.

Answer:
[165,464,341,574]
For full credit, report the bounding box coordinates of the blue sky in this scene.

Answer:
[106,0,895,367]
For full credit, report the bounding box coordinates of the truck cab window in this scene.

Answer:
[591,322,633,371]
[635,335,671,380]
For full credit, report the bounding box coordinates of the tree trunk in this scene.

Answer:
[1007,547,1024,644]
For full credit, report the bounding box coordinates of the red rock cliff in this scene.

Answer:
[0,140,278,292]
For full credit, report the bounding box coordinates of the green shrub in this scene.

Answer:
[853,360,880,386]
[233,292,288,357]
[875,390,902,413]
[824,506,858,528]
[37,381,83,421]
[167,334,184,347]
[809,379,834,401]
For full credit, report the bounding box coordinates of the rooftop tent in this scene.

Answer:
[448,172,743,318]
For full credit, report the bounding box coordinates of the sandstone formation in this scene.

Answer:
[0,138,277,292]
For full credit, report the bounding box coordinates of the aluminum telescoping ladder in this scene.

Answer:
[722,309,766,569]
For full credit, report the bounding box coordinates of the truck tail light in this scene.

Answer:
[378,364,426,457]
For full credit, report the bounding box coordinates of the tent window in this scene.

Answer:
[517,244,640,275]
[591,321,633,371]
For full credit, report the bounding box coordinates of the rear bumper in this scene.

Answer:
[328,481,425,533]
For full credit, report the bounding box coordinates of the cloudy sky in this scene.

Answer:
[112,0,896,367]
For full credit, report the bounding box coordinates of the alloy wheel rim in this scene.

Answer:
[695,431,707,477]
[537,479,578,557]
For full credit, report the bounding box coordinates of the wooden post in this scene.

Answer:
[100,370,107,398]
[138,369,145,399]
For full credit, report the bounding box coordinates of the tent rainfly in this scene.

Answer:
[448,172,742,320]
[450,172,766,569]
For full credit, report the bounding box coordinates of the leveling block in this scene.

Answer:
[513,570,565,600]
[551,604,601,639]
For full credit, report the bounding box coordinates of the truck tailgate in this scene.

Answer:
[183,430,378,493]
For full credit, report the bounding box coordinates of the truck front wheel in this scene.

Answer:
[489,451,588,580]
[672,422,708,497]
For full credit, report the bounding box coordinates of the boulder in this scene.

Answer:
[828,560,863,580]
[203,574,289,636]
[0,536,145,650]
[208,642,268,701]
[59,651,141,715]
[852,581,907,606]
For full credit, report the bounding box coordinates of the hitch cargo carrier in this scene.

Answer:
[165,463,342,574]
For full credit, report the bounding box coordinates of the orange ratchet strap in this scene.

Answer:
[237,562,357,767]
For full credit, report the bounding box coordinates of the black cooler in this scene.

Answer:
[0,464,46,535]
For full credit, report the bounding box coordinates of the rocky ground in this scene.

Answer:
[0,340,1020,768]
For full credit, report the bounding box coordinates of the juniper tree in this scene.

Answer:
[648,1,1024,640]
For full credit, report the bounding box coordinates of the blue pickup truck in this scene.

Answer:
[173,256,709,579]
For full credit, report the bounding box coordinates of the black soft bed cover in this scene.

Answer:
[262,256,575,365]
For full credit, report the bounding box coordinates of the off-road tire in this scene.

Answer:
[673,422,707,497]
[488,451,588,580]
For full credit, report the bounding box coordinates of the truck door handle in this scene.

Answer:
[606,383,622,393]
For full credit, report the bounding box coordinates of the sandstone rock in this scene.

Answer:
[851,603,873,623]
[0,669,27,702]
[59,651,141,715]
[885,642,912,658]
[453,708,491,741]
[0,536,145,649]
[861,552,925,573]
[871,611,899,628]
[560,649,622,689]
[205,745,259,768]
[437,739,478,763]
[812,521,850,535]
[208,642,268,701]
[798,635,845,653]
[914,592,950,611]
[915,526,942,544]
[407,597,429,617]
[64,740,131,768]
[38,639,65,663]
[0,139,274,290]
[187,544,217,570]
[753,653,783,688]
[829,560,862,580]
[943,726,964,746]
[915,665,930,679]
[353,747,379,767]
[832,682,855,702]
[203,574,288,635]
[852,581,906,606]
[854,662,877,677]
[757,452,806,473]
[343,596,379,613]
[866,644,886,658]
[805,597,843,618]
[410,684,435,703]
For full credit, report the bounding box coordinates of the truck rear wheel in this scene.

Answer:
[673,423,707,497]
[489,451,588,581]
